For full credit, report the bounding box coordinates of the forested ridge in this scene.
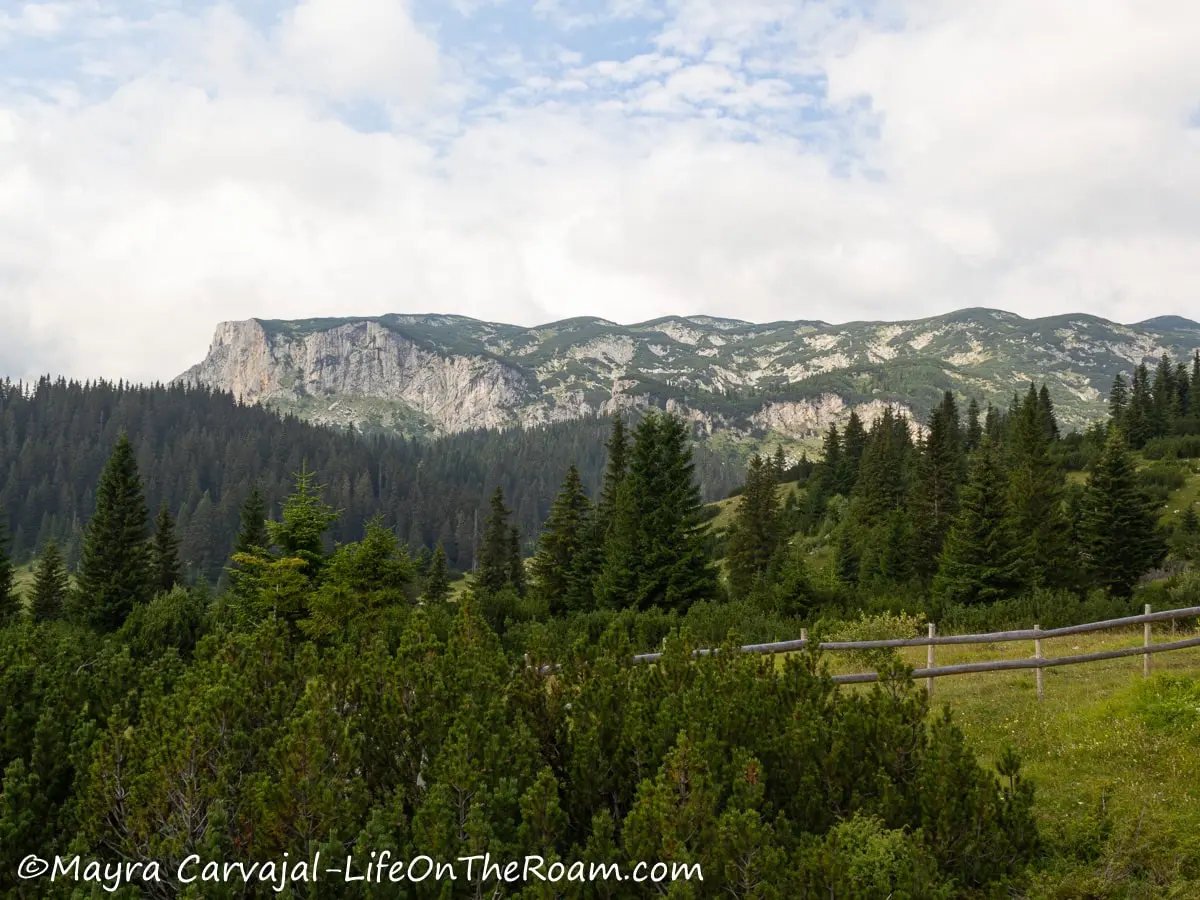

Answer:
[1,352,1200,897]
[0,377,741,579]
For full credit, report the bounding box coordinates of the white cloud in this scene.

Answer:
[1,0,1200,382]
[275,0,440,104]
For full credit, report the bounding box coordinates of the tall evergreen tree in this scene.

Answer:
[475,488,515,596]
[909,391,966,580]
[771,444,787,481]
[1126,364,1151,448]
[1037,384,1059,443]
[234,483,271,556]
[31,539,69,623]
[984,403,1003,443]
[151,501,182,595]
[1108,373,1128,426]
[266,465,338,577]
[1079,429,1166,597]
[74,434,153,632]
[932,438,1021,607]
[595,413,719,612]
[0,515,16,625]
[421,542,451,604]
[1007,386,1070,590]
[508,526,527,598]
[531,464,591,614]
[596,414,629,529]
[836,414,868,495]
[965,398,983,451]
[850,408,911,526]
[725,454,782,598]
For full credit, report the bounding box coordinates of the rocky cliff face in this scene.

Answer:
[177,319,536,432]
[177,309,1200,447]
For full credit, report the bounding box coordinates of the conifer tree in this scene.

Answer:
[771,444,787,480]
[726,454,781,598]
[0,515,16,625]
[266,465,338,577]
[841,411,868,477]
[1151,354,1174,438]
[850,408,911,525]
[508,526,527,598]
[31,539,69,623]
[1108,373,1128,425]
[1007,386,1071,590]
[1079,429,1166,596]
[984,403,1003,443]
[965,398,983,451]
[932,438,1021,607]
[596,414,629,529]
[837,413,869,495]
[531,464,591,614]
[151,501,182,595]
[1037,384,1059,442]
[234,483,271,556]
[595,413,719,612]
[475,488,515,596]
[909,391,966,579]
[74,434,153,632]
[1125,364,1150,448]
[422,542,451,603]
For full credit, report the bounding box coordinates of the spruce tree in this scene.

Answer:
[726,454,781,598]
[984,403,1003,443]
[1037,384,1059,442]
[475,488,515,596]
[31,539,69,623]
[596,414,629,529]
[1126,364,1151,448]
[74,434,153,632]
[422,542,451,603]
[850,408,910,526]
[266,465,338,577]
[1079,429,1166,596]
[531,464,591,614]
[0,515,17,625]
[841,411,868,478]
[508,526,527,598]
[771,444,787,480]
[151,501,182,595]
[1149,354,1173,439]
[234,483,271,556]
[1108,373,1128,426]
[909,391,965,579]
[965,398,983,451]
[1006,386,1071,590]
[595,413,719,612]
[932,437,1021,607]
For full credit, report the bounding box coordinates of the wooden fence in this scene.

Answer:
[575,604,1200,701]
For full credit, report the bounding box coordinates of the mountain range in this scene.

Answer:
[177,309,1200,452]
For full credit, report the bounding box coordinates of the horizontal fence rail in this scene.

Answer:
[534,604,1200,701]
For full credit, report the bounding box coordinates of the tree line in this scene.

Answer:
[0,377,741,581]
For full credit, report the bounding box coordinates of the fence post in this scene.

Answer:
[1034,624,1044,702]
[800,628,808,651]
[1144,604,1152,679]
[926,623,936,699]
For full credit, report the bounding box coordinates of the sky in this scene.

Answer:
[1,0,1199,382]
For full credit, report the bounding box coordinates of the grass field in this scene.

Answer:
[811,626,1200,897]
